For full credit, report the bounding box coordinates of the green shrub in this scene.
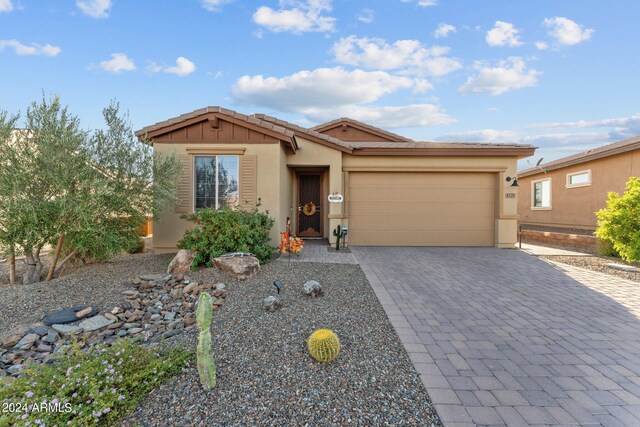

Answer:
[596,177,640,262]
[0,339,192,427]
[178,207,275,265]
[596,238,620,258]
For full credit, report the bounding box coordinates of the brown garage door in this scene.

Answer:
[348,172,496,246]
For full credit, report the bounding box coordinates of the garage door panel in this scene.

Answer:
[350,201,495,217]
[350,188,495,203]
[348,172,495,246]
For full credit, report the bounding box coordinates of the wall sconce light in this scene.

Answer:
[506,176,519,187]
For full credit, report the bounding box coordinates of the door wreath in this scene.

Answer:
[302,202,317,216]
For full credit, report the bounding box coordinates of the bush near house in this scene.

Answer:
[0,339,192,427]
[596,177,640,262]
[178,207,275,265]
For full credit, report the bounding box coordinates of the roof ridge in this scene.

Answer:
[519,135,640,176]
[252,114,353,151]
[310,117,414,142]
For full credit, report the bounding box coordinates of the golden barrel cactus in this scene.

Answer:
[307,329,340,363]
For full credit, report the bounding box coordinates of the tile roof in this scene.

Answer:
[347,141,533,149]
[311,117,414,142]
[252,114,353,152]
[134,106,296,140]
[519,135,640,177]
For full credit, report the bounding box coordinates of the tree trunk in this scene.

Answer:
[22,249,44,284]
[46,232,65,281]
[9,252,15,285]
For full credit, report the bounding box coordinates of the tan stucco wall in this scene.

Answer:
[153,142,285,253]
[153,137,522,251]
[518,150,640,229]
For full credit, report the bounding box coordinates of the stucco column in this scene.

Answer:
[496,164,519,248]
[327,163,344,245]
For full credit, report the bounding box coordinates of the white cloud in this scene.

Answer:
[147,57,196,76]
[486,21,523,47]
[99,53,136,73]
[232,67,416,112]
[201,0,234,12]
[253,0,336,34]
[0,39,61,57]
[543,17,594,46]
[435,129,519,143]
[332,36,462,77]
[434,23,456,39]
[528,113,640,141]
[400,0,438,6]
[76,0,112,19]
[535,41,548,50]
[356,8,374,24]
[459,57,540,96]
[0,0,13,13]
[309,104,453,128]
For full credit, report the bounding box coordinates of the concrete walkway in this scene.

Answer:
[352,247,640,426]
[520,243,592,257]
[276,239,357,264]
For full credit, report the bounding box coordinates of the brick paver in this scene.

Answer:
[352,247,640,426]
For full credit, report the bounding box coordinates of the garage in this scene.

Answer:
[347,172,496,246]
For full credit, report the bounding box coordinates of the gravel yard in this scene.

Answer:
[0,252,174,338]
[124,260,440,427]
[541,254,640,283]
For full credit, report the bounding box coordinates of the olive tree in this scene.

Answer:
[0,96,180,284]
[596,177,640,262]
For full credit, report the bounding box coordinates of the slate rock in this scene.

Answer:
[43,306,99,326]
[139,274,165,281]
[302,280,324,297]
[6,364,22,375]
[30,325,50,336]
[78,315,114,332]
[15,334,38,350]
[2,334,22,348]
[52,324,83,335]
[213,255,260,280]
[42,331,59,344]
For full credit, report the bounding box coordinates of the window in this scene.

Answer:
[194,156,239,210]
[566,170,591,188]
[532,178,552,209]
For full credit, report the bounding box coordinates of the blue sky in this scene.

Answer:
[1,0,639,168]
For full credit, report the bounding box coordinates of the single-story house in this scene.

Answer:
[135,107,535,253]
[517,136,640,248]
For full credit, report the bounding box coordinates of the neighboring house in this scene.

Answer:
[135,107,534,253]
[517,136,640,248]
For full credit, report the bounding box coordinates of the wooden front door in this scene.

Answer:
[297,172,322,237]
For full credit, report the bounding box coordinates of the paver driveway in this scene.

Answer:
[352,247,640,426]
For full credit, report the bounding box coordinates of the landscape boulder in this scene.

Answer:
[302,280,324,297]
[43,306,99,326]
[167,249,194,274]
[213,255,260,280]
[263,296,283,312]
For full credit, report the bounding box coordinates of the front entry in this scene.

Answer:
[297,172,323,237]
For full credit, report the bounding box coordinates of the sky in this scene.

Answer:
[1,0,639,169]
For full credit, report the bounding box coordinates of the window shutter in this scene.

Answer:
[239,155,257,211]
[175,154,193,213]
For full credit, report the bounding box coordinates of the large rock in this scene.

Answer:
[79,315,115,332]
[263,296,283,312]
[43,306,99,326]
[52,324,83,335]
[213,255,260,280]
[167,249,194,274]
[302,280,323,297]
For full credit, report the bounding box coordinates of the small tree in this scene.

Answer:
[0,95,181,284]
[596,177,640,262]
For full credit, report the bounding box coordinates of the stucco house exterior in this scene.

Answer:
[517,136,640,248]
[135,107,535,253]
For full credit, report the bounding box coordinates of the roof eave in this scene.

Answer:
[351,147,536,157]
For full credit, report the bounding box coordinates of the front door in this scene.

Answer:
[297,172,322,237]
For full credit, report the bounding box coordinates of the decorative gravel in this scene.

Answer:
[124,261,440,427]
[0,252,174,338]
[541,255,640,283]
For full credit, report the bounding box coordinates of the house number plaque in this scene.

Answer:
[505,193,516,199]
[328,193,344,203]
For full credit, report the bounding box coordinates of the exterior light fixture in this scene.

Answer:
[273,279,284,294]
[506,176,519,187]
